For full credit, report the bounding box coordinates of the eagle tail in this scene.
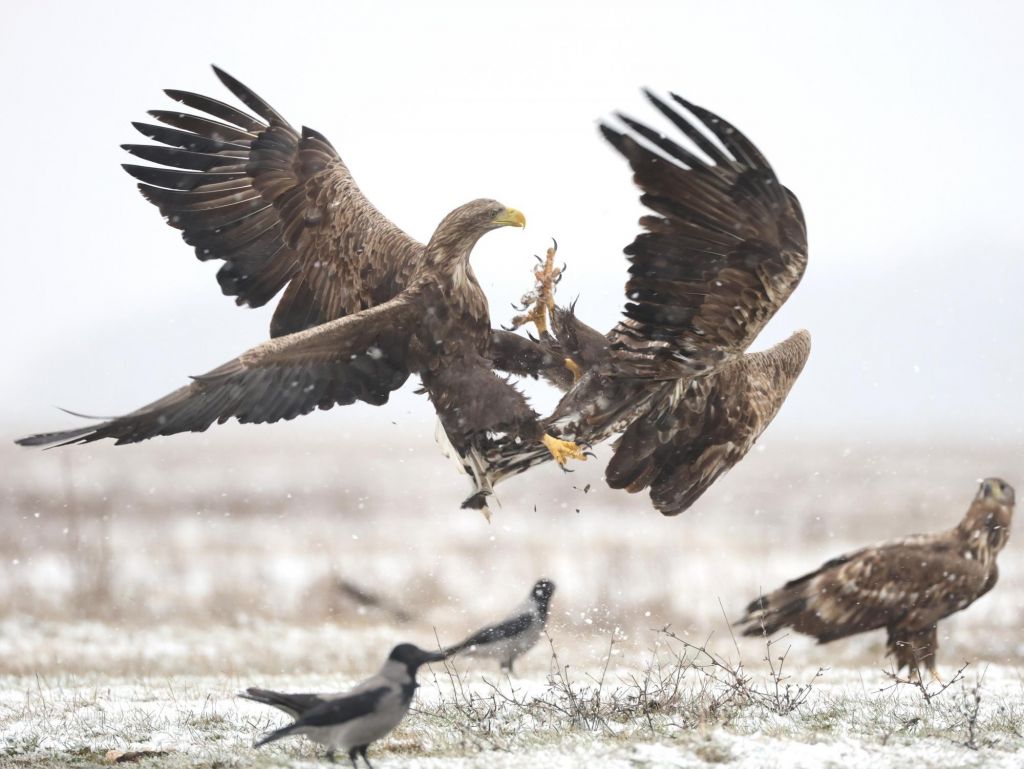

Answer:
[735,585,808,638]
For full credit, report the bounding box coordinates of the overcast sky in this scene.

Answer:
[3,0,1023,446]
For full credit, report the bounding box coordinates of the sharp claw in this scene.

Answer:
[551,237,558,251]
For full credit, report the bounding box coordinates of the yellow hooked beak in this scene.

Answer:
[492,207,526,228]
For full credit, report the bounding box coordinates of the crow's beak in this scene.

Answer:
[421,649,448,664]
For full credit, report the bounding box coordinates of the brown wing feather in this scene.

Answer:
[606,330,810,515]
[15,293,421,448]
[600,92,807,378]
[124,66,422,338]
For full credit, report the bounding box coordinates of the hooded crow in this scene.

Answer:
[446,578,555,672]
[242,643,445,766]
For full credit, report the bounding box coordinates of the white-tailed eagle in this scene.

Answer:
[16,67,583,468]
[467,92,810,515]
[736,478,1014,680]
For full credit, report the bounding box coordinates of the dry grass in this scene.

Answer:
[2,430,1022,766]
[2,630,1023,768]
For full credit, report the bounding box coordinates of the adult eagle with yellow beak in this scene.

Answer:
[16,67,582,467]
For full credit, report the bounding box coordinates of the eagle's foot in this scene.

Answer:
[509,240,563,336]
[542,433,586,466]
[534,241,563,314]
[564,357,583,383]
[509,296,549,335]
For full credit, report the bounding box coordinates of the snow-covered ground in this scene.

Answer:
[3,654,1023,768]
[2,430,1022,766]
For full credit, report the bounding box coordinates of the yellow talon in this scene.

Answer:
[542,433,586,466]
[535,244,560,312]
[564,357,582,383]
[511,300,549,335]
[509,242,563,336]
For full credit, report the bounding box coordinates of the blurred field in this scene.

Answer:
[2,427,1021,672]
[2,427,1022,766]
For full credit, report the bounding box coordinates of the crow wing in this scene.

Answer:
[240,687,330,719]
[254,686,389,747]
[124,66,423,338]
[455,613,534,650]
[295,687,390,728]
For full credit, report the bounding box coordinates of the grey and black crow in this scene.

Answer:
[446,579,555,672]
[242,643,445,766]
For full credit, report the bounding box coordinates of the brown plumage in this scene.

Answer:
[736,478,1015,680]
[16,67,545,460]
[472,92,810,515]
[604,330,810,512]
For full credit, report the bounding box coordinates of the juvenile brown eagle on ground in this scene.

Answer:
[735,478,1015,680]
[16,67,582,466]
[465,93,810,515]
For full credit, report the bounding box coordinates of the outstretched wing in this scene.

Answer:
[606,330,810,515]
[16,294,420,447]
[124,66,422,337]
[600,92,807,378]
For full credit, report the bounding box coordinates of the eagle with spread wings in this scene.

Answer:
[18,69,810,520]
[735,478,1015,680]
[16,67,583,466]
[464,92,810,515]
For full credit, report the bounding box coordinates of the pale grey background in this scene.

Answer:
[3,0,1022,444]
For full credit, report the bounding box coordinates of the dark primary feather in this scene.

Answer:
[600,91,807,379]
[253,687,389,747]
[15,295,419,448]
[127,66,424,338]
[296,687,389,728]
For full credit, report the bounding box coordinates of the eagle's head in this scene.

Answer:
[978,477,1015,507]
[961,477,1014,557]
[426,199,525,265]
